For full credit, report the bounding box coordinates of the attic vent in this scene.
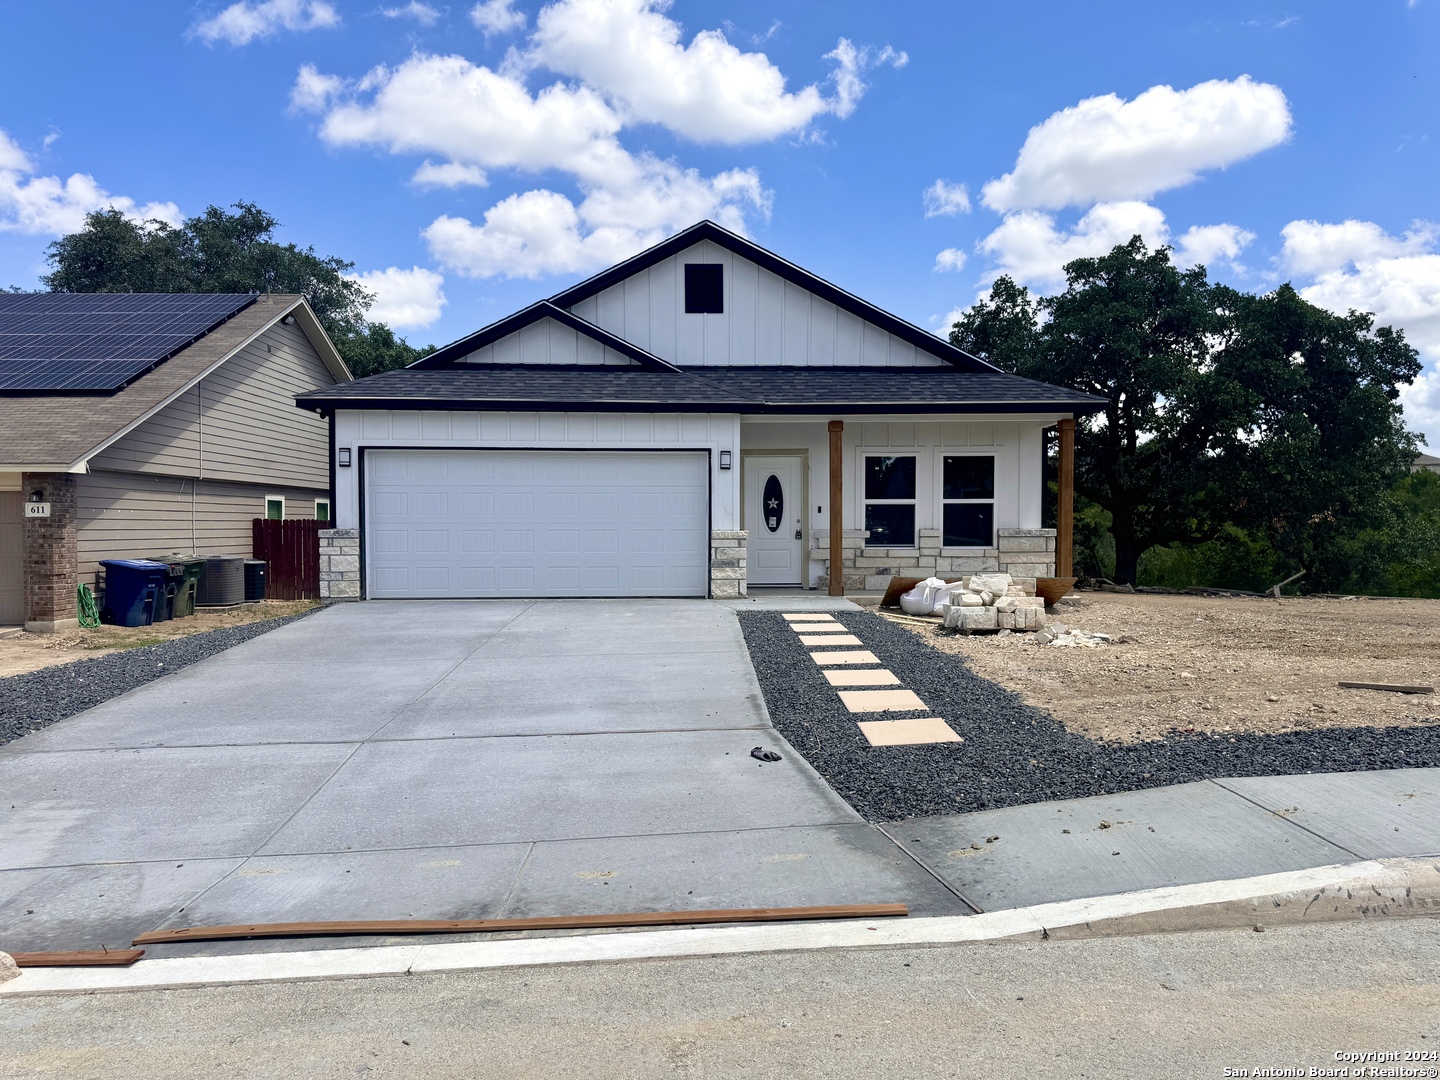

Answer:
[684,264,724,314]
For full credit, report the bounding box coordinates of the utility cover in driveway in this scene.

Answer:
[365,449,709,598]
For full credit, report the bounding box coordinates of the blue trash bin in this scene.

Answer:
[98,559,171,627]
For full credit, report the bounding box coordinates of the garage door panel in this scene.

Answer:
[367,450,709,598]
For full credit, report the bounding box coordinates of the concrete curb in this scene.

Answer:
[4,858,1438,997]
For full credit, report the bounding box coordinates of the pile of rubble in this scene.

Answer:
[899,573,1047,633]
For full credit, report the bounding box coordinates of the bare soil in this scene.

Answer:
[0,600,318,678]
[906,591,1440,744]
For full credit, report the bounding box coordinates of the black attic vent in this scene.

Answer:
[684,264,724,314]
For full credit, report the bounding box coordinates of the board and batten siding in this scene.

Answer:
[88,320,335,490]
[74,470,321,583]
[455,316,637,367]
[332,409,742,533]
[564,240,947,369]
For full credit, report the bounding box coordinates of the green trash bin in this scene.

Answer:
[150,554,205,618]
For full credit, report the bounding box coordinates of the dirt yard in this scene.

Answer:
[0,600,318,679]
[907,591,1440,744]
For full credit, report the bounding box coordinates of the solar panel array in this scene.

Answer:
[0,293,258,392]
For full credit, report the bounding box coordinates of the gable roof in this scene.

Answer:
[412,300,681,372]
[545,220,1000,373]
[0,294,350,471]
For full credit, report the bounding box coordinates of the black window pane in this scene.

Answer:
[684,264,724,313]
[865,455,916,499]
[943,503,993,547]
[943,456,994,500]
[865,503,915,546]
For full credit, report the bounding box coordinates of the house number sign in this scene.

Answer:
[25,502,51,518]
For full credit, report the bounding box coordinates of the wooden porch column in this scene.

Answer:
[1056,418,1075,578]
[828,420,844,596]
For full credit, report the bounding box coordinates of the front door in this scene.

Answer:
[744,456,805,586]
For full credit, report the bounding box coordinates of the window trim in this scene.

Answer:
[861,452,919,548]
[264,495,285,521]
[314,498,331,522]
[938,451,997,548]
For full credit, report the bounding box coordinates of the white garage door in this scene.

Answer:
[365,449,710,598]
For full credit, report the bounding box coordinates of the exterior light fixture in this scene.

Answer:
[338,447,352,467]
[719,451,732,470]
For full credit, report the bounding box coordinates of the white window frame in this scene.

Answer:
[264,495,285,521]
[937,451,996,548]
[314,498,331,522]
[861,452,919,548]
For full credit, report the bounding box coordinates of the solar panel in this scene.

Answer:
[0,293,258,392]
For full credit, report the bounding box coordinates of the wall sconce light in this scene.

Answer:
[719,450,732,470]
[337,447,352,467]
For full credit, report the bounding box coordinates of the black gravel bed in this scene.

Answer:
[738,609,1440,821]
[0,609,319,746]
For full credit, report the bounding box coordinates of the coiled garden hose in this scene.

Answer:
[77,583,101,628]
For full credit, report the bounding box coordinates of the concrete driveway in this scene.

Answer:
[0,601,959,955]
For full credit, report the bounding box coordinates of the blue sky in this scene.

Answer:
[2,1,1438,442]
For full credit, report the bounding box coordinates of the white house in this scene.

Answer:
[299,222,1104,600]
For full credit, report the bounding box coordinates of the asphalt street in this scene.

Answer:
[3,917,1436,1079]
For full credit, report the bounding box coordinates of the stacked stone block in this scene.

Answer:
[710,529,747,598]
[318,527,361,600]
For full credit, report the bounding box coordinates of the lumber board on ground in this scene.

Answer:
[11,950,144,967]
[133,904,910,946]
[1337,681,1435,694]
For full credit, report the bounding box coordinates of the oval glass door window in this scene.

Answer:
[762,474,784,533]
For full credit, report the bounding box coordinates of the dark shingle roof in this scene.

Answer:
[298,365,1107,414]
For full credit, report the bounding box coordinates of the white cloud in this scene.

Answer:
[981,76,1292,212]
[1173,222,1256,269]
[922,180,969,218]
[296,52,770,278]
[382,2,442,25]
[1285,219,1440,444]
[0,130,182,236]
[411,160,489,188]
[471,0,526,35]
[290,64,346,113]
[977,201,1170,289]
[193,0,340,45]
[424,161,767,278]
[526,0,901,144]
[1280,218,1437,277]
[347,266,448,328]
[933,248,967,273]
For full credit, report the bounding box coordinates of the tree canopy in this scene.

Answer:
[42,203,432,377]
[951,237,1424,589]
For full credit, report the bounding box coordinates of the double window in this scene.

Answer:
[862,453,996,548]
[942,455,995,547]
[864,455,916,546]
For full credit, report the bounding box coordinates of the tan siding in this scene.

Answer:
[74,470,321,583]
[87,320,336,490]
[197,322,335,488]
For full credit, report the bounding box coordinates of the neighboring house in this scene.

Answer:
[299,222,1105,601]
[0,293,351,631]
[1415,453,1440,474]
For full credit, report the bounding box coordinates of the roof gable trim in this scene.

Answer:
[413,301,681,372]
[547,221,999,374]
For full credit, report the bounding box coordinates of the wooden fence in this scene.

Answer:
[252,519,323,600]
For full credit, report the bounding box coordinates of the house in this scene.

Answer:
[0,293,351,631]
[298,222,1105,601]
[1415,453,1440,475]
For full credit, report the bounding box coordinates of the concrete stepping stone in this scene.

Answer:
[808,650,881,665]
[789,623,851,633]
[799,634,863,647]
[837,689,928,713]
[858,718,963,747]
[782,613,837,622]
[823,669,901,687]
